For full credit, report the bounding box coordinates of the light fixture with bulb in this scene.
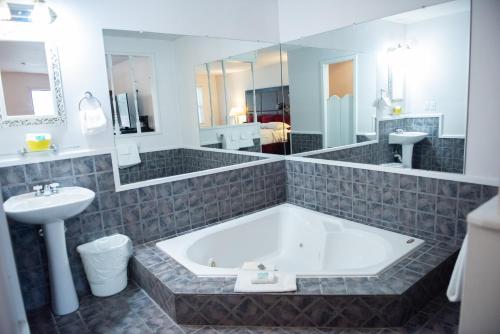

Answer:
[0,0,56,23]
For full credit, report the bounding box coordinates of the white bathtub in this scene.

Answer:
[156,204,424,277]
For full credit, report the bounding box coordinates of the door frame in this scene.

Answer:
[320,55,358,148]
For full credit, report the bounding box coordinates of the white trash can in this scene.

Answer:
[76,234,133,297]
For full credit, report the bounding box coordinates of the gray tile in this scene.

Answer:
[25,162,50,183]
[400,175,417,191]
[418,177,437,194]
[417,193,436,213]
[72,156,95,175]
[0,165,26,185]
[437,180,458,198]
[49,159,73,178]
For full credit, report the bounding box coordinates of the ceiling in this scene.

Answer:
[384,0,470,25]
[0,40,48,74]
[103,29,183,41]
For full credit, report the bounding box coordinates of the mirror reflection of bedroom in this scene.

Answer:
[197,45,291,155]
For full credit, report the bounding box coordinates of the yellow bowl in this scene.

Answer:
[26,140,51,152]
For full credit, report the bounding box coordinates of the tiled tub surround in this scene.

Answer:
[128,158,497,328]
[303,117,465,173]
[131,237,458,328]
[1,154,285,310]
[291,132,323,154]
[286,159,496,245]
[119,148,264,185]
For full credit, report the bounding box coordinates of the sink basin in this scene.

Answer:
[3,186,95,316]
[388,131,428,145]
[388,131,428,168]
[4,186,95,225]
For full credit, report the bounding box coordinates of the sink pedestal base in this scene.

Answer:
[401,144,414,168]
[43,220,79,315]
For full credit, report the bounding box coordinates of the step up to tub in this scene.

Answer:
[130,241,458,328]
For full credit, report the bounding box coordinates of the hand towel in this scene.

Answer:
[221,134,240,150]
[239,132,255,148]
[234,270,296,293]
[447,234,468,302]
[80,107,107,135]
[117,143,141,168]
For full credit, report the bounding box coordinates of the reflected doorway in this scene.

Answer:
[321,57,356,148]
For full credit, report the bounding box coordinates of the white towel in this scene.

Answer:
[80,107,107,135]
[234,270,297,293]
[447,234,468,302]
[239,133,255,148]
[117,143,141,168]
[221,134,240,150]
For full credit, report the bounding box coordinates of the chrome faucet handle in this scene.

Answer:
[33,185,43,196]
[396,128,404,134]
[43,184,52,196]
[49,182,60,193]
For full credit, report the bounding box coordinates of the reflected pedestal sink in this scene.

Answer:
[389,131,428,168]
[4,187,95,315]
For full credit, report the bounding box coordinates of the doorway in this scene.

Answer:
[321,56,357,148]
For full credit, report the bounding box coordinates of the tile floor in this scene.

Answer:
[27,282,459,334]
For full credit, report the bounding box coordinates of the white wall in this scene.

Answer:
[277,0,450,42]
[466,0,500,180]
[405,11,470,136]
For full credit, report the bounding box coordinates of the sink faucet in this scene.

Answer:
[34,183,60,196]
[395,128,404,134]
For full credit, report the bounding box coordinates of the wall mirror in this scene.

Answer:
[102,29,272,188]
[285,0,470,174]
[0,40,65,127]
[197,44,290,155]
[103,30,160,136]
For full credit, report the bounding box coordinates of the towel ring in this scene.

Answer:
[78,91,102,111]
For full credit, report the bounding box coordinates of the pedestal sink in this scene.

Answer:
[389,131,428,168]
[3,186,95,315]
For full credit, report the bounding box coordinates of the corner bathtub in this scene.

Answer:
[156,204,424,277]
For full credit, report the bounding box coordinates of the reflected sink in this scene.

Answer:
[4,187,95,225]
[388,131,428,168]
[389,131,428,145]
[3,186,95,316]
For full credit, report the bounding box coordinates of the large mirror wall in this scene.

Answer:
[285,0,470,174]
[101,0,470,187]
[195,0,470,174]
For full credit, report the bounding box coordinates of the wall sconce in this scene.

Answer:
[79,92,108,135]
[0,0,57,23]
